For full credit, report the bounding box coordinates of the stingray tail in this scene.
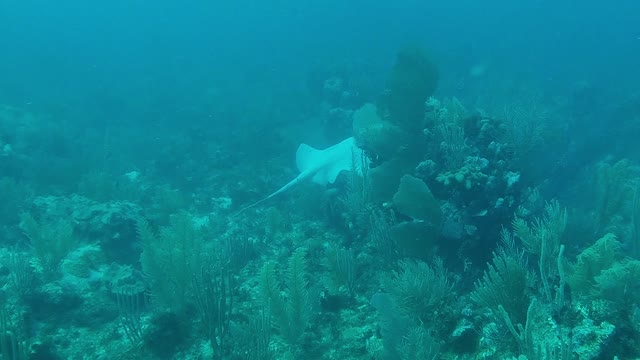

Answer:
[230,186,284,217]
[231,174,304,217]
[231,196,271,217]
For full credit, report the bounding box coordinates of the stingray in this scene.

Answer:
[233,136,368,216]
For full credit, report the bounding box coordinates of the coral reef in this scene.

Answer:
[0,42,639,360]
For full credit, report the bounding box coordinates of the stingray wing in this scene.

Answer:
[296,143,323,172]
[299,137,367,186]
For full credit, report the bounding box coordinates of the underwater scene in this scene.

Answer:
[1,1,640,359]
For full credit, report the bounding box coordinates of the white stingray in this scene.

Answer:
[233,137,368,215]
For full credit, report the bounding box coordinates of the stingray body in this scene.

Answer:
[234,137,368,215]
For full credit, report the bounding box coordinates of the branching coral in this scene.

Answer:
[566,233,621,298]
[633,184,640,259]
[498,97,548,164]
[259,248,311,352]
[512,200,567,304]
[19,213,77,277]
[593,159,636,233]
[471,231,534,327]
[593,258,640,307]
[383,258,454,323]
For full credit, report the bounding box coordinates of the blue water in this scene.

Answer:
[3,1,638,110]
